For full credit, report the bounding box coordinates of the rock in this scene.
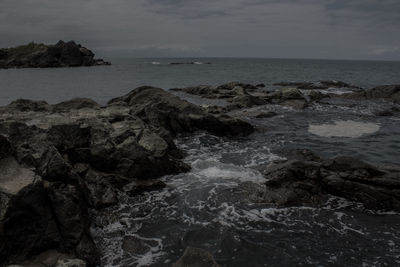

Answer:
[279,87,304,100]
[172,247,220,267]
[123,180,166,196]
[277,88,308,109]
[108,86,254,137]
[274,80,360,90]
[55,258,86,267]
[365,85,400,103]
[0,157,62,264]
[52,98,100,112]
[0,87,254,266]
[5,250,87,267]
[6,99,51,112]
[262,150,400,211]
[0,41,111,69]
[229,95,268,108]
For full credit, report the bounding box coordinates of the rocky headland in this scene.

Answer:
[0,82,399,266]
[0,41,110,69]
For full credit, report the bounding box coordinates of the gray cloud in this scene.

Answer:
[0,0,399,60]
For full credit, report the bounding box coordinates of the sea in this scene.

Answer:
[1,58,400,266]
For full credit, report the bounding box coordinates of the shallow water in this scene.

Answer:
[92,94,400,266]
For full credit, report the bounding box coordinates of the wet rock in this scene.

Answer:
[276,88,308,109]
[342,84,400,104]
[6,99,51,112]
[262,150,400,211]
[365,85,400,103]
[0,41,110,69]
[0,87,254,265]
[123,180,166,196]
[274,80,360,90]
[0,157,61,264]
[108,86,254,137]
[55,258,86,267]
[5,250,87,267]
[52,98,100,112]
[172,247,220,267]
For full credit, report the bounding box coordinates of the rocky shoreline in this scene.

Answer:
[0,82,399,266]
[0,41,110,69]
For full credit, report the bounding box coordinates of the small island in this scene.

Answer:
[0,40,111,69]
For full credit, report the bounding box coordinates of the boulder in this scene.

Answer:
[172,247,220,267]
[52,98,100,112]
[108,86,254,136]
[6,99,50,112]
[262,150,400,211]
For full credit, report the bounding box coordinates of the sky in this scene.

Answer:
[0,0,399,60]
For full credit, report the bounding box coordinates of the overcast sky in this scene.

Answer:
[0,0,399,60]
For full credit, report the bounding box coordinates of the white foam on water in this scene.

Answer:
[309,120,380,137]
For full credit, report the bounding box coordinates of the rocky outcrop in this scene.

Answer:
[171,82,312,110]
[108,86,254,136]
[261,150,400,211]
[0,87,253,266]
[0,41,110,69]
[172,247,220,267]
[273,80,361,90]
[343,84,400,104]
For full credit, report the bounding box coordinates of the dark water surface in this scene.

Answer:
[1,58,400,105]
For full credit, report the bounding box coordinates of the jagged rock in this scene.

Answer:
[0,88,255,266]
[5,250,87,267]
[274,80,360,90]
[123,180,166,196]
[172,247,220,267]
[0,157,61,264]
[56,258,86,267]
[6,99,51,112]
[365,85,400,103]
[108,86,254,136]
[276,87,308,109]
[262,150,400,210]
[341,84,400,104]
[0,41,110,69]
[52,98,100,112]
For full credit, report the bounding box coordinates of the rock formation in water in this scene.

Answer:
[273,80,361,90]
[342,84,400,104]
[0,41,111,69]
[259,149,400,210]
[0,87,253,266]
[171,81,311,109]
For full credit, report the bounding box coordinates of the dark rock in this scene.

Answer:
[0,87,254,265]
[274,80,360,90]
[172,247,220,267]
[262,150,400,211]
[0,41,111,69]
[6,99,50,112]
[52,98,100,112]
[365,85,400,103]
[123,180,166,196]
[108,86,254,137]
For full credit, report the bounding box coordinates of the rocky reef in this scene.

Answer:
[0,87,253,266]
[0,41,110,69]
[1,81,400,266]
[259,149,400,211]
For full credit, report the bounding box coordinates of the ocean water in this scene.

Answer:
[0,58,400,105]
[2,58,400,266]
